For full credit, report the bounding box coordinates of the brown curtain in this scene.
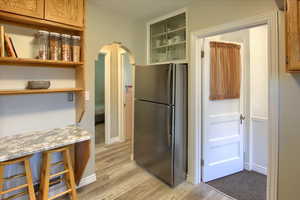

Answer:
[210,41,241,100]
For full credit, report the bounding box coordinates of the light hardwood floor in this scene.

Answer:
[77,141,233,200]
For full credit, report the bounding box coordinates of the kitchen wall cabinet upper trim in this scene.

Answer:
[45,0,84,28]
[0,0,84,29]
[0,0,44,19]
[147,8,188,65]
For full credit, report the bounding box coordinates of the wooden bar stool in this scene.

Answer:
[39,146,77,200]
[0,155,36,200]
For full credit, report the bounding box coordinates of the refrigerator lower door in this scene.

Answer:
[134,100,174,186]
[135,64,174,105]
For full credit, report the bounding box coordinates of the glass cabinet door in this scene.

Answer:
[149,12,187,64]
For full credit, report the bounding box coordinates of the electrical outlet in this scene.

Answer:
[85,91,90,101]
[67,93,74,102]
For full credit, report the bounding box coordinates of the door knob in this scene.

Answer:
[240,114,246,124]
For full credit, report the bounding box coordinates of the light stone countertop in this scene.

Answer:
[0,126,91,162]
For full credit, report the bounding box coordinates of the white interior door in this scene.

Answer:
[202,38,245,182]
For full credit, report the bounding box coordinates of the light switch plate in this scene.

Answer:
[85,91,90,101]
[67,93,74,102]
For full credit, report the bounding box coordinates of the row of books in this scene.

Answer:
[0,26,18,58]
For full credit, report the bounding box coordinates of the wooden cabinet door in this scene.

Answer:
[286,0,300,71]
[45,0,84,27]
[0,0,44,18]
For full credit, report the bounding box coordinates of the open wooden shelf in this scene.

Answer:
[0,2,86,123]
[0,57,83,68]
[0,88,84,95]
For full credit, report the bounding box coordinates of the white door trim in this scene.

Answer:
[98,44,136,145]
[249,115,269,175]
[116,45,136,149]
[118,49,127,143]
[99,48,111,145]
[189,11,279,200]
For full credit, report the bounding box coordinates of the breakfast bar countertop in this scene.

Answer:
[0,126,91,162]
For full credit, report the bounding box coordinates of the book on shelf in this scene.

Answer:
[0,26,4,57]
[4,34,17,58]
[9,37,18,58]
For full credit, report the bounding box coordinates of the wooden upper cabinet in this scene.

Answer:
[45,0,84,27]
[0,0,44,18]
[286,0,300,72]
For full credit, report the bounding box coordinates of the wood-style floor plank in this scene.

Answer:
[78,141,232,200]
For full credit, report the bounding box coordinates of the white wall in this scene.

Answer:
[278,12,300,199]
[123,53,132,86]
[249,25,268,175]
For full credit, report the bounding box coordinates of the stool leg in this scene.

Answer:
[0,165,4,200]
[40,153,51,200]
[63,149,77,200]
[39,161,44,200]
[24,159,36,200]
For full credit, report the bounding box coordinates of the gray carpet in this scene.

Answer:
[207,170,267,200]
[95,123,105,145]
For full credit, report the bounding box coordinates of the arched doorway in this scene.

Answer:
[94,42,135,151]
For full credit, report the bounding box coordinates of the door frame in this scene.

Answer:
[99,47,111,145]
[189,12,279,200]
[98,44,136,145]
[118,48,127,143]
[116,44,136,151]
[201,39,246,182]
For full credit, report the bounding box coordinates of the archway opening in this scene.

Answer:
[94,42,135,153]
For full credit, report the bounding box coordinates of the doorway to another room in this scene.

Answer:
[200,25,269,200]
[95,53,106,146]
[94,43,135,152]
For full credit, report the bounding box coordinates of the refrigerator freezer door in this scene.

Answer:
[134,100,174,186]
[135,64,174,105]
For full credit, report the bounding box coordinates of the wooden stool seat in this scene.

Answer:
[0,156,36,200]
[40,146,77,200]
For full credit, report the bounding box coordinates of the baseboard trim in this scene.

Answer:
[110,137,124,144]
[252,163,267,175]
[186,173,196,184]
[77,173,97,188]
[244,162,250,171]
[244,162,267,175]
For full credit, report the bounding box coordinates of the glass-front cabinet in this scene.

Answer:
[148,10,187,64]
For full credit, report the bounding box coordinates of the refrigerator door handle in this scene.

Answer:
[167,65,174,105]
[166,106,175,149]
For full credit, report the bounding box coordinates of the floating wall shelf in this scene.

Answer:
[0,88,84,95]
[0,57,83,68]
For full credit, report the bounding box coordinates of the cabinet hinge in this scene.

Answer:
[201,159,204,166]
[201,50,205,58]
[286,56,289,65]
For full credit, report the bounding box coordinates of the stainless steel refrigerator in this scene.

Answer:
[134,63,187,187]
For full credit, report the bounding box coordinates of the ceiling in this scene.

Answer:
[89,0,193,21]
